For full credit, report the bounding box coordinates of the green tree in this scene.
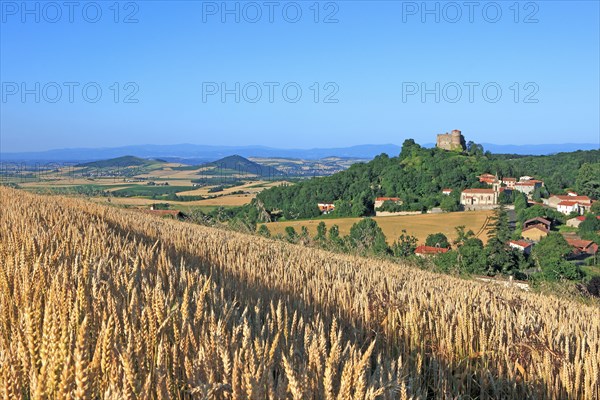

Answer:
[351,192,371,217]
[257,224,271,238]
[333,200,352,217]
[285,226,298,243]
[532,187,542,203]
[489,205,511,243]
[425,233,450,249]
[328,224,344,249]
[348,218,389,255]
[514,192,529,221]
[484,205,516,275]
[391,230,418,258]
[314,221,327,242]
[458,238,486,274]
[531,233,581,280]
[440,193,460,212]
[579,215,600,234]
[299,226,310,245]
[453,225,475,247]
[576,163,600,199]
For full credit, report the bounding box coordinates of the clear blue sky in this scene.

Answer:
[1,0,599,152]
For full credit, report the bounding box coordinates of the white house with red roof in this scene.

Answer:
[508,240,533,255]
[546,194,593,215]
[317,203,335,214]
[442,188,453,195]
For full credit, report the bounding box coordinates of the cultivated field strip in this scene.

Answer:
[0,188,598,399]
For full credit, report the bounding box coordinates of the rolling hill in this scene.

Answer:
[204,155,285,177]
[77,155,164,168]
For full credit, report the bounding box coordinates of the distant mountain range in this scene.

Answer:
[1,142,598,162]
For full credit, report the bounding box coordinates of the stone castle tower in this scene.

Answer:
[436,129,466,151]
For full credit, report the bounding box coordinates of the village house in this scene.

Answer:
[567,215,600,228]
[567,216,587,228]
[545,194,592,210]
[442,189,453,195]
[565,238,599,258]
[478,173,498,185]
[508,240,533,255]
[317,203,335,214]
[523,217,552,231]
[557,201,585,215]
[521,225,549,242]
[374,197,402,209]
[514,180,543,196]
[414,245,450,257]
[502,177,517,188]
[460,187,499,210]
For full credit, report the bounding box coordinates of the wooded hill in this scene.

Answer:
[257,140,599,220]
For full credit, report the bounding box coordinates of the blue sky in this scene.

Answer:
[1,0,599,152]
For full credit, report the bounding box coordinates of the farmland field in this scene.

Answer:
[265,210,494,244]
[1,187,598,399]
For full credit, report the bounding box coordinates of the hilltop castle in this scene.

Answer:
[436,130,466,151]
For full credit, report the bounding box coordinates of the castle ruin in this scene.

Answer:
[436,129,466,151]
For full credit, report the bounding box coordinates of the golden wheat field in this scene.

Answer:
[265,211,494,245]
[0,187,599,399]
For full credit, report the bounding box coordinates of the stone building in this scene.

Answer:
[436,129,466,151]
[460,188,498,210]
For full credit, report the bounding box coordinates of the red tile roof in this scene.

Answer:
[415,246,450,255]
[515,181,538,186]
[509,240,533,248]
[375,197,400,202]
[503,177,516,182]
[569,215,600,222]
[462,188,495,194]
[565,238,598,255]
[558,201,579,207]
[553,195,591,202]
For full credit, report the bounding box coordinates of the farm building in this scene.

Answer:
[414,246,450,257]
[508,240,533,255]
[523,217,552,231]
[565,238,598,257]
[521,225,549,242]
